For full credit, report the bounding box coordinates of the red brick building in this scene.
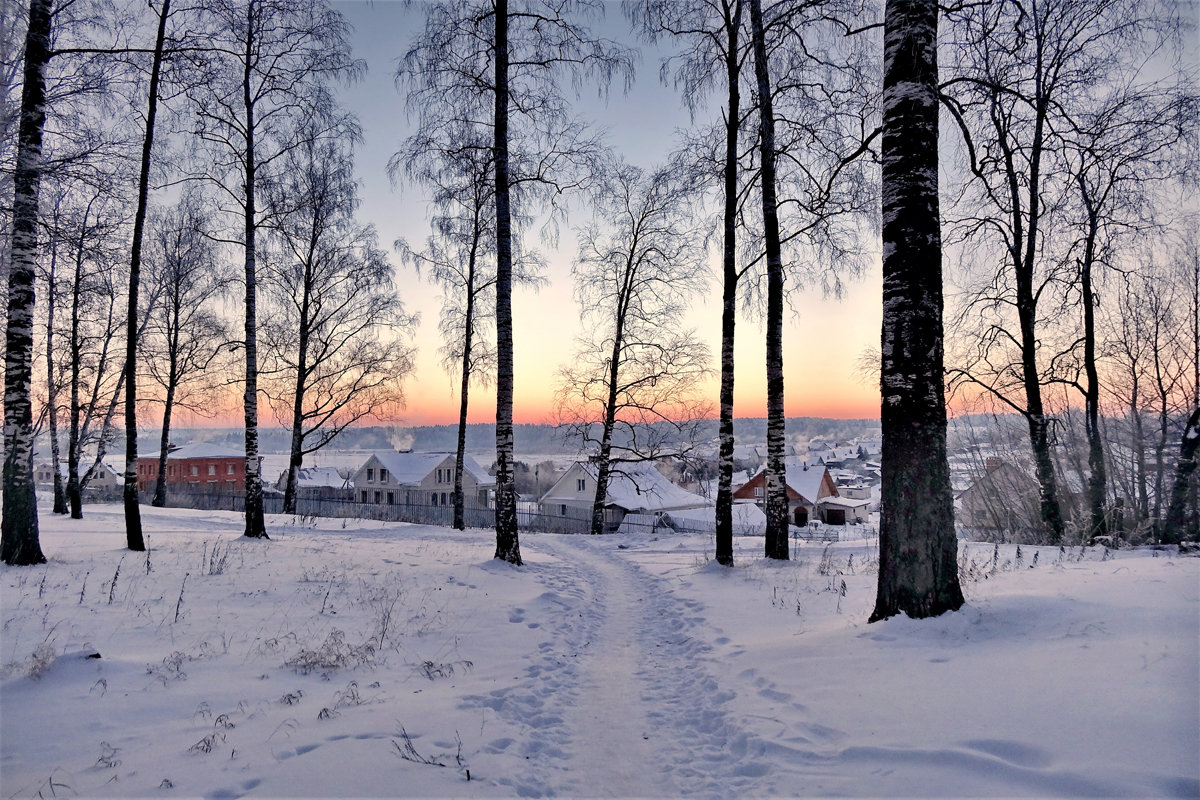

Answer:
[137,443,253,494]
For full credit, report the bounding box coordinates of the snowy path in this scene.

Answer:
[496,536,775,798]
[536,538,674,797]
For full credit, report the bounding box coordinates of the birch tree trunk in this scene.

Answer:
[152,356,176,507]
[453,237,480,532]
[282,271,312,516]
[1078,191,1105,545]
[123,0,171,552]
[2,0,50,565]
[242,2,267,539]
[492,0,521,564]
[715,0,742,567]
[870,0,964,621]
[749,0,789,561]
[46,241,68,514]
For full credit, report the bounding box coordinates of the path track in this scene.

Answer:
[520,535,772,797]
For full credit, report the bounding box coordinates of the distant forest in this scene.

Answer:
[126,418,881,459]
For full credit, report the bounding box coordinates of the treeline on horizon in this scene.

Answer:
[118,417,883,458]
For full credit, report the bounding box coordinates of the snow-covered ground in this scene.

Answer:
[2,504,1197,798]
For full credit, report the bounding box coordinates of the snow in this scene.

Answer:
[664,503,766,536]
[578,461,710,513]
[163,443,245,460]
[2,503,1197,798]
[288,467,351,489]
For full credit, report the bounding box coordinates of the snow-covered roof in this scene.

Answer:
[293,466,350,489]
[168,443,244,460]
[665,503,766,535]
[818,496,871,510]
[366,451,495,487]
[753,458,836,504]
[579,462,710,513]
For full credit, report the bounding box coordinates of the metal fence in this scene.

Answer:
[140,489,660,535]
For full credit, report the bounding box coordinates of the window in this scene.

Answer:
[227,464,235,475]
[754,486,763,497]
[560,504,567,516]
[374,491,381,503]
[577,478,586,492]
[380,468,389,483]
[367,468,374,482]
[190,465,198,477]
[441,492,448,505]
[361,490,368,503]
[431,493,438,506]
[208,464,217,476]
[387,491,394,505]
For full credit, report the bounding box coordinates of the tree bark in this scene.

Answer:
[715,0,742,568]
[123,0,170,552]
[283,268,313,516]
[749,0,789,561]
[870,0,964,622]
[492,0,521,564]
[242,1,267,539]
[2,0,50,565]
[46,237,67,514]
[1078,189,1105,545]
[453,231,481,532]
[1162,405,1200,544]
[589,288,629,537]
[67,207,90,521]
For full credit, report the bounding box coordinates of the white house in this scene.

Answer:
[36,461,123,494]
[538,461,710,532]
[351,452,494,508]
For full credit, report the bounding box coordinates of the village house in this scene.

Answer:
[351,451,494,508]
[275,466,353,501]
[956,458,1044,540]
[538,461,711,533]
[136,443,252,494]
[732,461,840,525]
[35,462,123,494]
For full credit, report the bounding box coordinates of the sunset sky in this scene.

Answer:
[326,1,883,428]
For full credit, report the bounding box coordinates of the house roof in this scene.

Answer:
[293,467,350,489]
[664,502,766,534]
[751,459,837,504]
[368,451,496,487]
[167,443,243,460]
[818,496,871,510]
[577,461,711,513]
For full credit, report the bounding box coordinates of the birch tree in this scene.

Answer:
[2,0,51,565]
[393,124,505,531]
[263,128,417,515]
[142,193,231,507]
[748,0,791,559]
[555,162,711,536]
[400,0,632,563]
[628,0,750,566]
[190,0,361,539]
